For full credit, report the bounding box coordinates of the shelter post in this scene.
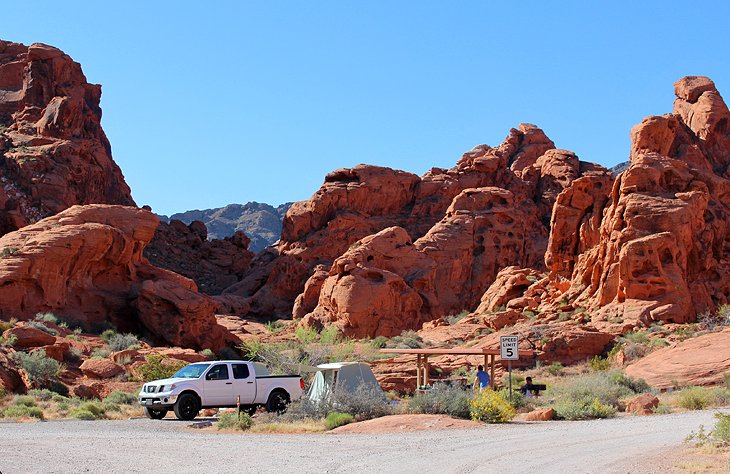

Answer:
[416,354,422,388]
[423,355,429,386]
[489,354,495,389]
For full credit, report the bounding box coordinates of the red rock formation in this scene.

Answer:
[0,204,231,350]
[290,126,606,336]
[0,41,134,235]
[567,76,730,325]
[625,394,659,416]
[625,329,730,389]
[144,219,254,295]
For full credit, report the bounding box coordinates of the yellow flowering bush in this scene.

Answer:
[469,389,515,423]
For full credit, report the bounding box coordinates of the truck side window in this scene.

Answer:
[205,364,230,381]
[232,364,250,379]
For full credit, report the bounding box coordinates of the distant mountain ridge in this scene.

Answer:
[159,202,292,253]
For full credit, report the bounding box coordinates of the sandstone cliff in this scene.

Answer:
[0,41,134,235]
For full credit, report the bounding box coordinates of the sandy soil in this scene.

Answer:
[330,414,482,433]
[0,409,726,473]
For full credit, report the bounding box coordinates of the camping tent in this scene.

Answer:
[307,362,384,403]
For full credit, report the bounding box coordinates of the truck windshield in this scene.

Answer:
[172,363,211,379]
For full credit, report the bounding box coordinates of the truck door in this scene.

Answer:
[231,363,256,404]
[203,363,234,405]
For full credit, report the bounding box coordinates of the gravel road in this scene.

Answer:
[0,410,722,473]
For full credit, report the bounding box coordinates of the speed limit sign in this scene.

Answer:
[500,335,519,360]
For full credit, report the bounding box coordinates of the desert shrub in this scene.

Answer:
[497,388,526,409]
[90,321,116,335]
[100,329,117,343]
[407,384,472,419]
[26,321,58,336]
[554,397,616,420]
[546,370,638,420]
[713,412,730,443]
[3,404,44,419]
[217,411,252,431]
[265,321,286,334]
[0,320,13,332]
[295,326,318,344]
[137,355,187,382]
[469,390,515,423]
[329,384,391,420]
[445,310,470,325]
[546,362,564,376]
[64,347,83,364]
[0,387,6,399]
[12,351,62,388]
[370,336,388,349]
[710,387,730,406]
[48,380,70,397]
[620,331,649,345]
[588,355,610,372]
[1,334,17,347]
[319,325,341,345]
[108,333,139,352]
[34,312,59,324]
[13,395,37,407]
[104,391,137,405]
[329,340,356,362]
[387,330,424,349]
[28,389,56,401]
[91,347,111,359]
[325,412,354,430]
[0,247,19,258]
[200,349,215,359]
[70,401,106,420]
[609,371,651,394]
[698,305,730,331]
[677,387,715,410]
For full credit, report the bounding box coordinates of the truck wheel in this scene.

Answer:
[173,393,201,421]
[266,391,290,414]
[143,407,167,420]
[240,405,257,416]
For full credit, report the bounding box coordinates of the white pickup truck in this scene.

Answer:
[138,360,304,420]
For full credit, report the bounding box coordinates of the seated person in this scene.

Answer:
[520,376,539,397]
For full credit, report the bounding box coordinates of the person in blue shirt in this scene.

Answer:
[473,365,491,391]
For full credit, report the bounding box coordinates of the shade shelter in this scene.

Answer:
[379,347,535,388]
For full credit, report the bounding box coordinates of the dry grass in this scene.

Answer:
[248,419,326,433]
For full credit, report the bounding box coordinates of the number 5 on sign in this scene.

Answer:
[500,335,519,360]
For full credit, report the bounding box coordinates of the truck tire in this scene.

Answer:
[239,404,257,416]
[173,393,201,421]
[143,407,167,420]
[266,390,290,414]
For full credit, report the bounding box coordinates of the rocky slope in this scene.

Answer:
[0,41,134,235]
[0,205,233,350]
[160,202,291,253]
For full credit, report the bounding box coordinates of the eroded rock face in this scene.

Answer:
[567,76,730,325]
[144,219,254,295]
[291,126,606,336]
[0,205,231,350]
[0,41,134,235]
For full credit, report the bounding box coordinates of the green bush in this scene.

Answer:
[497,388,526,409]
[34,312,59,324]
[200,349,215,359]
[0,387,6,399]
[91,347,111,359]
[712,412,730,443]
[546,370,642,420]
[588,356,610,372]
[370,336,388,349]
[137,355,187,382]
[554,397,617,420]
[469,390,515,423]
[325,411,354,430]
[294,326,318,344]
[407,384,472,419]
[387,330,424,349]
[64,347,83,363]
[445,310,470,325]
[28,389,56,401]
[104,391,137,405]
[217,411,252,431]
[12,351,63,388]
[69,401,106,420]
[677,387,714,410]
[12,395,37,407]
[108,333,140,352]
[3,404,44,419]
[100,329,117,342]
[319,326,341,345]
[546,362,564,376]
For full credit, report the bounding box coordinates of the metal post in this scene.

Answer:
[424,355,429,386]
[508,360,512,405]
[489,354,495,390]
[416,354,421,389]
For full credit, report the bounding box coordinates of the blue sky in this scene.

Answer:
[4,1,729,215]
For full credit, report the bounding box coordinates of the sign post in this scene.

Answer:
[500,335,519,405]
